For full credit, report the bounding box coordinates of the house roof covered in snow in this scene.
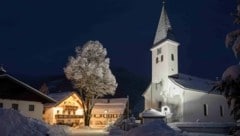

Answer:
[141,108,165,118]
[92,98,128,114]
[0,74,56,103]
[45,91,81,107]
[169,73,216,93]
[48,91,74,102]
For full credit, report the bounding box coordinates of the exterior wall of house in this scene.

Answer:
[0,99,43,120]
[90,112,124,128]
[43,108,54,124]
[183,90,234,122]
[90,99,128,128]
[43,93,84,126]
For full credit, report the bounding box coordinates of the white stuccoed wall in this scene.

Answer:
[182,90,234,122]
[151,40,179,84]
[0,99,43,120]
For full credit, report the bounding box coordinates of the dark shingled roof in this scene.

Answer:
[0,74,56,103]
[153,2,175,47]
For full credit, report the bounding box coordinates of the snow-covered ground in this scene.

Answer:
[108,120,236,136]
[126,120,179,136]
[0,108,236,136]
[0,108,67,136]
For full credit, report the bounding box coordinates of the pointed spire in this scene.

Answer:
[153,1,175,45]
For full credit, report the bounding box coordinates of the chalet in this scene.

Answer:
[90,98,128,128]
[0,67,56,120]
[43,92,85,127]
[43,91,128,128]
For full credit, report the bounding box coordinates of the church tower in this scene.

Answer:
[151,1,179,83]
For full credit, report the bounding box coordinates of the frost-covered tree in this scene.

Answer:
[225,0,240,58]
[64,40,117,126]
[213,0,240,122]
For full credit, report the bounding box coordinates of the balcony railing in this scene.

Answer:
[55,114,83,119]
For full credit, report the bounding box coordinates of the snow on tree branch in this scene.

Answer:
[64,40,117,98]
[225,30,240,58]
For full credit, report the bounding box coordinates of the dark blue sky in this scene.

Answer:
[0,0,238,80]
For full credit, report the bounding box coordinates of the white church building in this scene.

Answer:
[142,3,234,123]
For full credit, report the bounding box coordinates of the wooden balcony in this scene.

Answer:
[55,114,83,119]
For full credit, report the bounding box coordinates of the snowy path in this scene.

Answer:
[66,128,109,136]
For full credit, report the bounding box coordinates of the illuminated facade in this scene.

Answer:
[43,92,128,128]
[143,3,234,123]
[43,92,84,126]
[90,98,128,128]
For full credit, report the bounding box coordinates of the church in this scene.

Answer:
[142,2,234,123]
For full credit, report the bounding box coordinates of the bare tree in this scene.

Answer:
[64,40,117,126]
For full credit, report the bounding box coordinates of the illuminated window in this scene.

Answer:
[161,55,163,62]
[0,103,2,108]
[103,114,107,118]
[171,54,174,61]
[157,48,161,55]
[220,105,224,117]
[12,104,18,110]
[156,57,159,63]
[29,105,34,111]
[204,104,208,116]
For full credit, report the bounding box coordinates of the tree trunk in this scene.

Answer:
[84,113,91,126]
[84,97,93,126]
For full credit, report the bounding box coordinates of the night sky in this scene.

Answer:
[0,0,238,80]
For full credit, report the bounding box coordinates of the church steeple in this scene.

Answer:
[153,1,175,45]
[151,1,179,83]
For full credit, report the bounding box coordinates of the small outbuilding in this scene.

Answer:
[140,108,165,124]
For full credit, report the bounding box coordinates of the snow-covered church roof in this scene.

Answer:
[153,2,175,47]
[169,73,215,93]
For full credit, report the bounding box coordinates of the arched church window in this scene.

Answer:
[220,105,224,117]
[156,57,159,63]
[161,55,163,62]
[204,104,208,116]
[171,54,174,61]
